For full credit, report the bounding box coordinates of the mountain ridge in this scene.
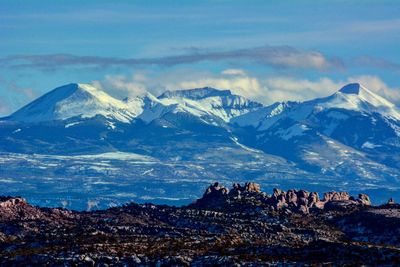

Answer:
[4,84,263,124]
[0,82,399,209]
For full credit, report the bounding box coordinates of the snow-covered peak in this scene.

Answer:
[233,83,400,131]
[319,83,400,119]
[157,87,263,122]
[124,92,168,122]
[335,83,396,109]
[7,83,135,123]
[4,83,263,125]
[158,87,232,100]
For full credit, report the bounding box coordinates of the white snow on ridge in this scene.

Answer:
[68,152,157,161]
[230,137,262,153]
[4,82,400,129]
[339,83,395,108]
[232,83,400,132]
[318,83,400,120]
[158,88,262,122]
[6,83,262,125]
[231,102,295,128]
[276,124,309,140]
[0,151,157,162]
[8,83,137,123]
[65,121,81,128]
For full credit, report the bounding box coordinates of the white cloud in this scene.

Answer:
[263,75,400,105]
[349,18,400,33]
[0,82,38,116]
[263,77,340,103]
[92,73,148,99]
[8,82,37,101]
[0,100,11,116]
[93,69,263,99]
[164,70,262,98]
[221,69,246,76]
[92,69,400,107]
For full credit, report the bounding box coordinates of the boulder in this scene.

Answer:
[273,188,283,198]
[307,192,320,208]
[244,182,261,193]
[286,190,298,206]
[323,192,350,202]
[191,182,229,208]
[297,205,309,214]
[297,190,309,199]
[357,194,371,205]
[0,197,26,208]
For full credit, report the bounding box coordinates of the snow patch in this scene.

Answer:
[277,124,309,140]
[65,121,81,128]
[362,141,381,149]
[230,137,261,153]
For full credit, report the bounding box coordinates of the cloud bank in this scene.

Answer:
[0,45,343,71]
[93,69,400,106]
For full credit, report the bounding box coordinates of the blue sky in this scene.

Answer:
[1,0,400,115]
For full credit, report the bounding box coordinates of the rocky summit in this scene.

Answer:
[0,183,399,266]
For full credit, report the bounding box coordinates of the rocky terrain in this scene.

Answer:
[0,183,399,266]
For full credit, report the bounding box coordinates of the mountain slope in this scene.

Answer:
[232,83,400,171]
[6,83,136,123]
[233,83,400,129]
[158,87,263,122]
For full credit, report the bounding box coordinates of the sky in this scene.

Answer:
[1,0,400,116]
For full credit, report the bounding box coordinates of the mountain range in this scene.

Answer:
[0,82,399,209]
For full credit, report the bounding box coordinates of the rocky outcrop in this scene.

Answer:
[323,191,350,201]
[193,182,229,208]
[358,193,371,205]
[228,182,261,198]
[0,197,42,221]
[192,182,371,214]
[0,197,26,207]
[0,196,76,223]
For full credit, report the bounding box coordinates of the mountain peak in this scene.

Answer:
[335,82,396,110]
[155,87,262,122]
[49,83,100,96]
[7,83,134,123]
[158,87,232,100]
[339,83,364,95]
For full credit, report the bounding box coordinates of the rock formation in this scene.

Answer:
[191,182,371,214]
[0,183,398,266]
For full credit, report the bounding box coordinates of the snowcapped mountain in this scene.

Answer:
[157,87,263,122]
[7,83,136,123]
[233,83,400,130]
[2,81,399,164]
[232,83,400,171]
[0,82,399,209]
[5,84,262,127]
